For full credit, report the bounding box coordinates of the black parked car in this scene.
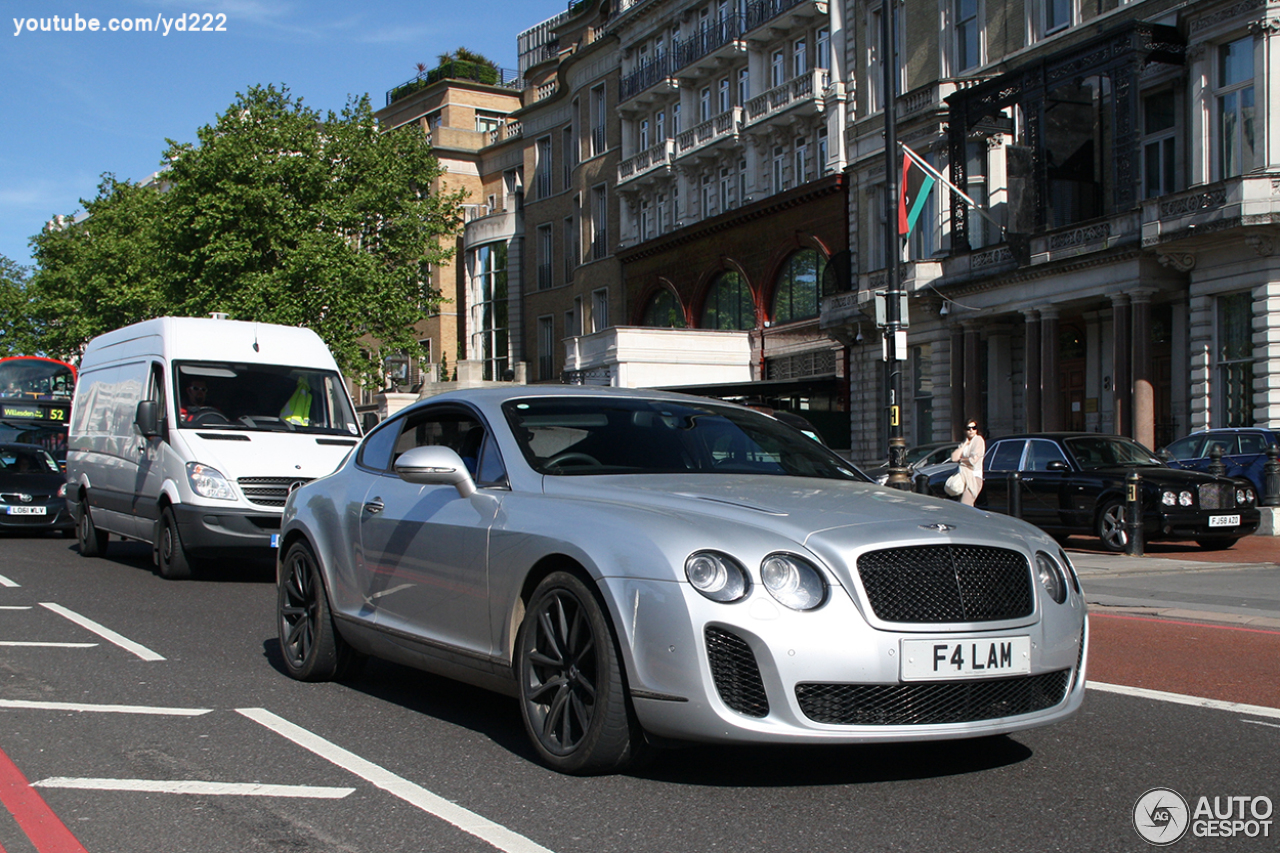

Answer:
[1159,428,1280,496]
[928,433,1260,552]
[0,443,73,536]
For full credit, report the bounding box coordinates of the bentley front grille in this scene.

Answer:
[705,626,769,718]
[856,545,1034,623]
[236,477,313,508]
[795,670,1071,726]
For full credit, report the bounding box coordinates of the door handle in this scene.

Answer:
[363,499,384,514]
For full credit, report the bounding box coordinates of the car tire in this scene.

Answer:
[278,540,362,681]
[1096,500,1128,553]
[76,496,109,557]
[516,571,644,775]
[158,507,195,580]
[1195,537,1239,551]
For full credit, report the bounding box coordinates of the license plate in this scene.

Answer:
[6,506,46,516]
[901,637,1031,681]
[1209,514,1240,528]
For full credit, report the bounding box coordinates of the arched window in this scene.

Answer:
[771,249,826,325]
[640,288,687,328]
[700,271,755,330]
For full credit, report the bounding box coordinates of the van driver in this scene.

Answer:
[181,379,225,423]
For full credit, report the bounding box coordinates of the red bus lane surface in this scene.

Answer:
[1088,612,1280,709]
[0,744,89,853]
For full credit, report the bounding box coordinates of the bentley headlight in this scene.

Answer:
[1035,551,1067,605]
[1161,490,1176,506]
[760,553,826,611]
[1237,487,1255,506]
[186,462,236,501]
[685,551,748,602]
[1179,491,1193,507]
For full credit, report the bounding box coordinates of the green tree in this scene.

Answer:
[0,254,37,356]
[28,84,464,384]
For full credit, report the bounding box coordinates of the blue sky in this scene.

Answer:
[1,0,571,270]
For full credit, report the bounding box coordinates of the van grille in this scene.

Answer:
[237,477,312,508]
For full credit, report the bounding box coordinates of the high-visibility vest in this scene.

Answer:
[281,382,313,425]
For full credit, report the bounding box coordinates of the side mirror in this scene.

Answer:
[1046,460,1070,472]
[1155,448,1173,462]
[135,400,164,438]
[393,445,476,498]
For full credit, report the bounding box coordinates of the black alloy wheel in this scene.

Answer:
[278,541,360,681]
[516,571,642,775]
[1096,500,1128,553]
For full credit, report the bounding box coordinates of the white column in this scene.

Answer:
[1189,294,1213,431]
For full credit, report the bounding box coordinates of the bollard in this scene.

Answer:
[1007,470,1022,518]
[914,473,930,495]
[1208,444,1227,477]
[1125,470,1144,556]
[1263,444,1280,508]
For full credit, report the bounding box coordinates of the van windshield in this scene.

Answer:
[174,361,359,436]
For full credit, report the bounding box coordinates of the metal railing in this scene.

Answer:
[386,62,521,106]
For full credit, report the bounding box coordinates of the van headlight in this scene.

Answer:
[186,462,236,501]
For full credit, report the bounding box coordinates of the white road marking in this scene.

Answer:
[0,605,33,609]
[32,777,354,798]
[0,575,20,587]
[1241,719,1280,730]
[39,602,165,661]
[0,642,97,648]
[1088,681,1280,721]
[238,708,557,853]
[0,699,210,716]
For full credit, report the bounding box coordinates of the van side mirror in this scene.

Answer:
[393,445,476,498]
[135,400,164,438]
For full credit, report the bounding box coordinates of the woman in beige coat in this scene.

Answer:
[951,420,986,506]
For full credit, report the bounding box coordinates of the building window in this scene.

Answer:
[1044,0,1073,36]
[956,0,980,73]
[639,118,650,151]
[737,67,749,106]
[468,242,509,382]
[590,84,607,156]
[1043,75,1109,229]
[537,225,553,290]
[720,166,732,211]
[640,198,652,241]
[1217,36,1256,180]
[868,185,887,271]
[794,137,809,185]
[913,345,934,445]
[701,271,755,330]
[816,27,830,70]
[591,288,609,333]
[641,288,687,328]
[793,37,807,78]
[700,87,712,123]
[536,136,553,199]
[771,50,786,88]
[673,102,681,134]
[564,215,578,281]
[771,249,825,325]
[503,168,521,208]
[737,159,748,203]
[1217,292,1254,427]
[1143,90,1178,199]
[537,316,555,380]
[475,111,502,135]
[817,127,828,175]
[718,78,730,114]
[656,193,668,234]
[772,145,786,193]
[655,110,666,141]
[591,185,608,260]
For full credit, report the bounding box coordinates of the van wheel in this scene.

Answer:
[158,507,195,580]
[76,498,109,557]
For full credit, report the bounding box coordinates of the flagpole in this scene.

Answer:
[902,143,1006,235]
[882,0,909,490]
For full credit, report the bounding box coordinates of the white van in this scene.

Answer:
[66,316,361,578]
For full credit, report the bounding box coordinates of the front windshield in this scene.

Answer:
[504,397,867,480]
[174,361,360,436]
[0,445,60,475]
[1064,436,1164,469]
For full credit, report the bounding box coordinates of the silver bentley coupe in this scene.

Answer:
[276,387,1087,774]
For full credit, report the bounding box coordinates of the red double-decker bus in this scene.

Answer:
[0,356,77,466]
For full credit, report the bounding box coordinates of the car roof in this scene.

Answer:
[411,385,749,409]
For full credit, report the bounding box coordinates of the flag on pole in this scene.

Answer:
[899,151,936,237]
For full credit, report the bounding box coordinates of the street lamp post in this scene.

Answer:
[882,0,909,489]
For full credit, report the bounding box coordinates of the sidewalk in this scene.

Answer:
[1066,533,1280,629]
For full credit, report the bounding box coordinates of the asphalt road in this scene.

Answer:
[0,534,1276,853]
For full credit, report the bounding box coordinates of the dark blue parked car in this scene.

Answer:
[1159,428,1280,495]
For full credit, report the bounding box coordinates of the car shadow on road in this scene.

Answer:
[260,639,1033,783]
[69,538,276,583]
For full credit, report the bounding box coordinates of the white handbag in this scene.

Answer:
[944,471,965,496]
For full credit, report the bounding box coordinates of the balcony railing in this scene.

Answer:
[386,61,521,106]
[675,107,742,160]
[745,69,827,126]
[618,139,675,185]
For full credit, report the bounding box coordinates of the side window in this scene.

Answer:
[357,417,403,472]
[1025,440,1068,472]
[1238,433,1267,455]
[475,432,508,488]
[1163,435,1202,460]
[1205,435,1237,457]
[986,440,1025,473]
[392,408,485,478]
